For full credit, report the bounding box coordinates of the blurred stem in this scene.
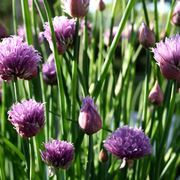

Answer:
[12,0,17,34]
[13,80,19,102]
[154,0,159,40]
[142,50,150,129]
[141,0,149,27]
[109,0,118,45]
[165,0,176,36]
[21,0,33,44]
[85,135,93,180]
[29,139,35,180]
[1,82,6,135]
[43,0,66,139]
[71,18,79,142]
[49,86,53,139]
[92,0,136,100]
[39,71,48,141]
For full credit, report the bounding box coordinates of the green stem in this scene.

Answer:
[12,0,17,34]
[43,0,66,139]
[142,50,151,129]
[92,0,136,100]
[29,139,35,180]
[165,0,176,36]
[154,0,159,40]
[141,0,149,26]
[85,135,93,180]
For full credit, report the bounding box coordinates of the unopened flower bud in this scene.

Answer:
[99,149,108,163]
[172,1,180,26]
[148,81,164,106]
[138,22,155,48]
[97,0,106,11]
[78,96,102,135]
[0,24,8,40]
[64,0,90,18]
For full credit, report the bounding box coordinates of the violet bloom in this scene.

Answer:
[8,100,45,138]
[78,96,102,135]
[104,126,152,167]
[44,16,76,54]
[41,140,74,169]
[64,0,90,18]
[152,35,180,81]
[97,0,106,11]
[42,54,57,85]
[148,81,164,106]
[138,22,155,48]
[0,36,40,81]
[172,1,180,26]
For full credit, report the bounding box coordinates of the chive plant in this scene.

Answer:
[0,0,180,179]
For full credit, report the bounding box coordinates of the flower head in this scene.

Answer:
[41,140,74,169]
[148,81,164,105]
[0,36,40,81]
[152,35,180,81]
[8,99,45,138]
[172,1,180,26]
[44,16,76,54]
[64,0,90,18]
[104,126,152,160]
[138,22,155,48]
[78,96,102,135]
[97,0,106,11]
[42,54,57,85]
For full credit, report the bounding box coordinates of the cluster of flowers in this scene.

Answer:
[0,0,180,175]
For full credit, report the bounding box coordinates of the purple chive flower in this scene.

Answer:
[172,1,180,26]
[0,24,8,40]
[8,100,45,138]
[148,81,164,106]
[42,54,57,85]
[44,16,76,54]
[64,0,90,18]
[104,126,152,163]
[138,22,155,48]
[17,25,26,41]
[152,35,180,81]
[97,0,106,11]
[41,140,74,169]
[78,96,102,135]
[0,36,40,81]
[38,31,44,44]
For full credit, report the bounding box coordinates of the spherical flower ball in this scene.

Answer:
[152,35,180,81]
[44,16,76,54]
[41,140,74,169]
[78,96,102,135]
[104,126,152,160]
[64,0,90,18]
[8,99,45,138]
[0,36,40,81]
[42,54,57,85]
